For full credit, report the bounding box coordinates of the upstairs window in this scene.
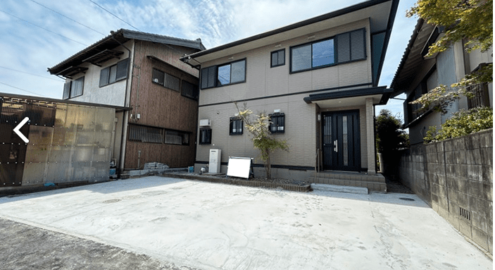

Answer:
[99,58,129,87]
[269,113,285,134]
[218,60,246,86]
[152,68,180,92]
[230,117,243,135]
[200,66,216,89]
[200,59,246,89]
[199,128,212,144]
[290,28,366,73]
[63,76,85,100]
[271,49,285,67]
[181,80,199,100]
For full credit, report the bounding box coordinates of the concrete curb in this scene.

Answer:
[162,173,311,192]
[311,183,368,194]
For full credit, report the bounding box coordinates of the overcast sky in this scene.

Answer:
[0,0,416,121]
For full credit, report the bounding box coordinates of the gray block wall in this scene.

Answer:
[398,129,493,254]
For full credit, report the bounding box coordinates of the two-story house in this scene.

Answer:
[181,0,399,191]
[48,29,205,175]
[391,19,493,145]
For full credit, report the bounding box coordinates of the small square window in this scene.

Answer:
[269,113,285,134]
[271,49,285,67]
[199,128,212,144]
[230,117,243,135]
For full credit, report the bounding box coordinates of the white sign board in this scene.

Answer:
[227,157,252,179]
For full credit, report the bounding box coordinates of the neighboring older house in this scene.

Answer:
[181,0,399,191]
[48,29,205,174]
[390,19,493,145]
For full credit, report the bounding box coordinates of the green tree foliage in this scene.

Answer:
[407,0,493,113]
[424,106,493,143]
[376,110,409,154]
[235,103,289,179]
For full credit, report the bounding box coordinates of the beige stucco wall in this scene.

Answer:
[197,94,317,167]
[66,40,134,107]
[198,19,372,106]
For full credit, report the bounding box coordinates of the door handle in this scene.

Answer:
[334,140,338,152]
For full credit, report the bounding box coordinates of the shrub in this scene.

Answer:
[424,106,493,143]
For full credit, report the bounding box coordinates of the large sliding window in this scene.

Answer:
[290,28,366,73]
[200,59,246,89]
[152,68,180,92]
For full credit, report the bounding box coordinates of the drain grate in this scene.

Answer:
[459,207,471,220]
[399,198,415,201]
[102,199,121,204]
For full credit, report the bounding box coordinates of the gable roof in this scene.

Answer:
[181,0,399,85]
[48,29,205,75]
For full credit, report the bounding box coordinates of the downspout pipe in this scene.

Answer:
[110,31,132,178]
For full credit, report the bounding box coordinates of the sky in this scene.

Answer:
[0,0,416,122]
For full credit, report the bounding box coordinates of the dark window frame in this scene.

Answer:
[63,76,85,100]
[99,58,129,88]
[289,28,367,74]
[181,80,199,100]
[128,124,191,146]
[151,67,181,92]
[269,113,285,134]
[271,49,286,68]
[200,58,247,90]
[199,128,212,144]
[229,117,243,135]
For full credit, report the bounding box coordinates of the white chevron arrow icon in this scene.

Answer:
[14,117,29,143]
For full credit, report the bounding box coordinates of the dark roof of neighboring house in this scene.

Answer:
[48,29,205,75]
[390,19,437,97]
[181,0,399,85]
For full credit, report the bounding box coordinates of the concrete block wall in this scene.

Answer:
[398,129,493,254]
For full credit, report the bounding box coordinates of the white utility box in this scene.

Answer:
[209,149,221,173]
[199,119,211,127]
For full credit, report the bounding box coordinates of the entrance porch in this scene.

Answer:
[312,170,386,192]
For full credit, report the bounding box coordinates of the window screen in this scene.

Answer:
[99,68,109,87]
[71,77,84,98]
[152,69,164,85]
[63,82,71,99]
[350,29,365,60]
[116,58,129,81]
[231,60,246,83]
[207,66,216,88]
[201,68,209,89]
[164,73,180,91]
[109,65,117,84]
[165,131,183,145]
[181,81,199,100]
[337,33,351,63]
[291,44,311,72]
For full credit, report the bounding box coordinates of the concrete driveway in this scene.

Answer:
[0,177,491,270]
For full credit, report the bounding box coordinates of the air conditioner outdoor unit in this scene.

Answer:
[209,149,221,173]
[199,119,211,127]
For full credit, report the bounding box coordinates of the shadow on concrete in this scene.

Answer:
[0,177,187,205]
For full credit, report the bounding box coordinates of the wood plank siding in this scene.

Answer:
[125,40,200,169]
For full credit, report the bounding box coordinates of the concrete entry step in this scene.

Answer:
[312,171,386,182]
[311,177,386,192]
[311,183,368,194]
